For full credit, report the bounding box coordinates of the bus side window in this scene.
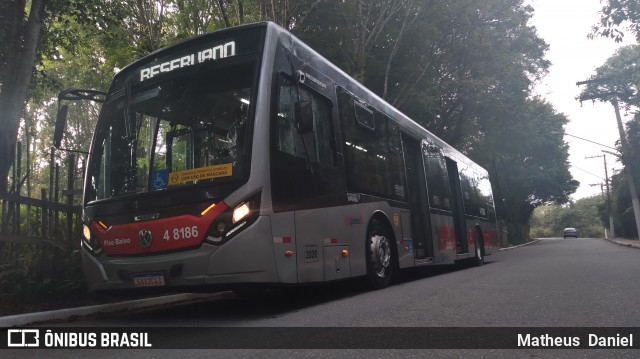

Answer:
[422,142,451,210]
[475,171,493,218]
[338,87,406,200]
[276,74,334,166]
[459,166,482,217]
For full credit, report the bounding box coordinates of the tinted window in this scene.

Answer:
[477,172,494,218]
[459,166,487,218]
[338,87,406,200]
[88,62,254,201]
[276,75,334,165]
[422,141,452,210]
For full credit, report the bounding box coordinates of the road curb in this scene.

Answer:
[0,292,224,327]
[499,239,542,251]
[604,237,640,249]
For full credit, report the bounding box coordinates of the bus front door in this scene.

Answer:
[402,134,433,260]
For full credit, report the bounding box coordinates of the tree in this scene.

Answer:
[264,0,328,31]
[610,171,639,238]
[168,0,221,38]
[0,0,126,195]
[605,114,640,238]
[0,0,47,196]
[291,0,417,84]
[591,0,640,43]
[625,113,640,181]
[479,99,579,242]
[578,44,640,111]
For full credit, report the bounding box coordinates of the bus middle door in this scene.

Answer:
[402,134,433,260]
[445,158,469,255]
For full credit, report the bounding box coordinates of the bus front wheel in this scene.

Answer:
[365,219,395,289]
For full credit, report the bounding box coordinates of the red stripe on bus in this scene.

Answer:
[91,201,229,256]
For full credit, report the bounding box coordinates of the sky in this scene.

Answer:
[526,0,636,200]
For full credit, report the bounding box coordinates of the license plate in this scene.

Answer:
[133,272,166,287]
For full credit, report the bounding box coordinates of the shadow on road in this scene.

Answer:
[93,261,494,324]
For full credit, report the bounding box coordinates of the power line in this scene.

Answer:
[570,164,605,180]
[564,133,618,151]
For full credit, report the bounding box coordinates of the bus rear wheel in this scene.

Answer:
[365,219,395,289]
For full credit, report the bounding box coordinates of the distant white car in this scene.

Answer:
[563,227,578,239]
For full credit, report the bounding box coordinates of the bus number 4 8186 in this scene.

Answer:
[164,226,199,241]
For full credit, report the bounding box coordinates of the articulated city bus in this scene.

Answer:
[55,22,498,292]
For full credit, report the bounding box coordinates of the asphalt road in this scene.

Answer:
[8,238,640,358]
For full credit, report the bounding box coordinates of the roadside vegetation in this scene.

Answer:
[530,196,606,238]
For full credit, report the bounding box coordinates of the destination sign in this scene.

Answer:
[139,41,236,82]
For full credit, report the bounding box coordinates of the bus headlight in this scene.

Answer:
[82,223,102,255]
[232,202,251,223]
[83,224,92,242]
[205,193,260,245]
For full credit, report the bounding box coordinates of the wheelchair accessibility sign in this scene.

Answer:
[151,169,169,190]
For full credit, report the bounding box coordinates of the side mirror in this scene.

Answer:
[53,104,68,149]
[294,101,314,134]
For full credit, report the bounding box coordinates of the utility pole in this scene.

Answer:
[577,79,640,240]
[610,98,640,239]
[586,154,614,238]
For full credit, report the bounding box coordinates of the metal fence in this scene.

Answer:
[0,142,82,253]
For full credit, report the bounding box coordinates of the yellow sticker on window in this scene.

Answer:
[168,163,233,185]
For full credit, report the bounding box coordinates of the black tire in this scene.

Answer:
[365,218,395,289]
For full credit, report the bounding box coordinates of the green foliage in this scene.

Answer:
[0,244,86,312]
[608,171,638,238]
[625,113,640,181]
[578,44,640,110]
[530,196,607,238]
[604,114,640,238]
[591,0,640,43]
[472,98,578,243]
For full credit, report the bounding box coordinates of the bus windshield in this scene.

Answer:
[86,61,255,202]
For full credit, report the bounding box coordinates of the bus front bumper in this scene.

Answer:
[81,216,279,291]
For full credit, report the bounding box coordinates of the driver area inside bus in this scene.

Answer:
[88,61,255,201]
